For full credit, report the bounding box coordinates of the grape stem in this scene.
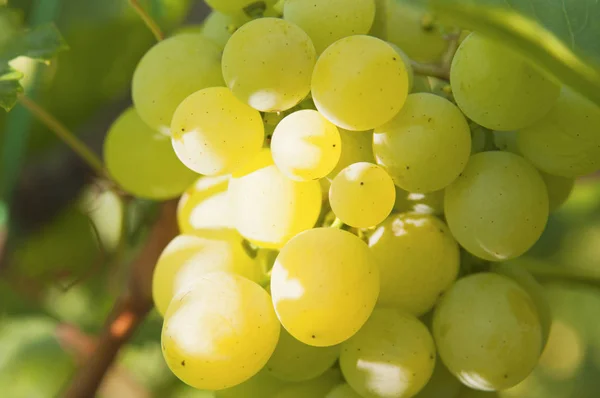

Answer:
[330,217,345,229]
[410,61,450,81]
[523,262,600,290]
[17,94,106,178]
[128,0,164,42]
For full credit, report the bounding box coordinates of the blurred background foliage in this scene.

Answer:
[0,0,599,397]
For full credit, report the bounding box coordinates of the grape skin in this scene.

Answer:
[161,272,280,390]
[540,172,574,212]
[274,368,343,398]
[215,369,289,398]
[132,34,224,132]
[433,273,543,391]
[413,359,462,398]
[271,228,379,347]
[201,11,249,49]
[205,0,278,15]
[326,383,363,398]
[176,176,233,234]
[222,18,316,112]
[340,308,436,398]
[393,187,445,216]
[327,128,375,179]
[104,108,197,200]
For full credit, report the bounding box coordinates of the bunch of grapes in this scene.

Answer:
[102,0,600,397]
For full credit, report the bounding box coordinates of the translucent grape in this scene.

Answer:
[433,273,543,391]
[326,383,362,398]
[450,33,560,131]
[312,35,409,131]
[271,228,379,346]
[271,110,342,181]
[388,43,414,91]
[329,162,396,228]
[216,369,289,398]
[274,369,343,398]
[104,108,197,200]
[540,172,574,211]
[265,327,340,382]
[327,129,375,179]
[444,151,549,261]
[283,0,375,54]
[228,149,322,248]
[394,187,444,216]
[201,11,249,49]
[132,33,224,132]
[177,176,233,234]
[162,272,280,390]
[340,308,436,398]
[368,213,460,315]
[171,87,264,175]
[517,88,600,177]
[414,360,462,398]
[205,0,278,15]
[152,231,258,316]
[222,18,316,112]
[373,93,471,193]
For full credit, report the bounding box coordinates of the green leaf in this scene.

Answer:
[0,63,23,111]
[0,24,68,63]
[428,0,600,107]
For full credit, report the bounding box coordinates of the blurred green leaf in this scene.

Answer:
[428,0,600,106]
[0,62,22,111]
[0,23,68,63]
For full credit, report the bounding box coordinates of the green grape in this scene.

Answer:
[283,0,375,54]
[222,18,316,112]
[104,108,197,200]
[540,172,575,211]
[274,368,343,398]
[393,187,444,216]
[450,33,560,131]
[370,0,448,63]
[469,124,495,155]
[326,383,363,398]
[171,87,264,175]
[271,228,379,346]
[228,149,322,248]
[177,176,233,234]
[216,369,289,398]
[444,151,549,261]
[312,35,409,131]
[329,162,396,228]
[492,131,520,155]
[132,33,224,132]
[152,231,259,316]
[327,128,375,179]
[412,76,433,94]
[492,258,552,348]
[388,43,414,91]
[265,327,340,382]
[368,213,460,315]
[271,110,342,181]
[414,359,462,398]
[205,0,278,15]
[340,308,436,398]
[373,93,471,193]
[201,11,249,49]
[517,88,600,177]
[457,388,499,398]
[162,272,280,390]
[433,273,543,391]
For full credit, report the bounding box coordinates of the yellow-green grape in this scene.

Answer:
[540,172,575,211]
[414,360,462,398]
[312,35,409,131]
[271,110,342,181]
[283,0,375,54]
[340,308,436,398]
[450,33,560,131]
[492,130,519,155]
[271,228,379,346]
[216,369,289,398]
[492,258,552,348]
[457,388,499,398]
[517,88,600,177]
[373,93,471,193]
[104,108,197,200]
[265,327,340,382]
[393,187,444,216]
[433,273,543,391]
[228,149,322,249]
[444,151,549,261]
[152,231,258,316]
[171,87,264,175]
[132,33,224,132]
[162,272,280,390]
[370,0,448,63]
[327,129,375,179]
[205,0,278,15]
[388,43,414,91]
[329,162,396,228]
[274,368,343,398]
[368,213,460,315]
[201,11,249,49]
[222,18,316,112]
[326,383,363,398]
[177,176,233,234]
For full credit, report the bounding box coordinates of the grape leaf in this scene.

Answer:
[427,0,600,107]
[0,24,68,63]
[0,63,23,111]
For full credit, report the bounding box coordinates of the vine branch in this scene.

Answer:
[411,61,451,81]
[128,0,164,42]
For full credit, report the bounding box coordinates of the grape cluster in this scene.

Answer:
[102,0,600,397]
